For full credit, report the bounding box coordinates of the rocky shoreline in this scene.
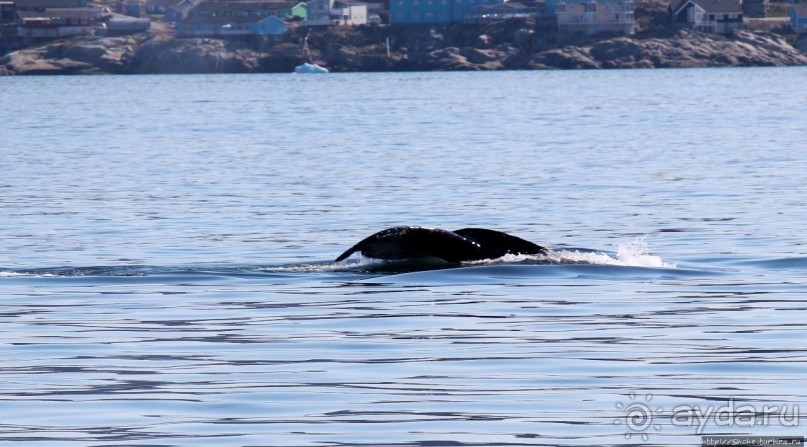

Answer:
[2,16,807,75]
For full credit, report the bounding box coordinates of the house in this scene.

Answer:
[331,0,366,24]
[1,1,16,24]
[13,0,104,37]
[146,0,179,14]
[176,12,286,37]
[468,1,542,20]
[389,0,500,24]
[177,1,293,35]
[741,0,764,18]
[555,0,634,34]
[304,0,366,25]
[14,0,88,7]
[185,0,306,21]
[145,0,196,21]
[16,8,102,36]
[671,0,742,34]
[791,3,807,33]
[177,13,285,34]
[164,0,197,22]
[364,0,385,22]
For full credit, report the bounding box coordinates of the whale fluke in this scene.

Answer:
[334,226,483,263]
[453,228,547,259]
[335,226,546,263]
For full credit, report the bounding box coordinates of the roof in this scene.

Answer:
[510,1,544,7]
[182,10,284,22]
[146,0,183,8]
[557,0,631,4]
[17,7,100,18]
[793,3,807,17]
[190,0,299,12]
[496,2,535,10]
[673,0,741,14]
[14,0,86,8]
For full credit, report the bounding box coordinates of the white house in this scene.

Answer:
[304,0,367,25]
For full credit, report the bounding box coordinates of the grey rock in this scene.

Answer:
[533,47,601,69]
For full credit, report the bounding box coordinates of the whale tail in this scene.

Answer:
[453,228,547,258]
[335,226,546,263]
[334,226,483,263]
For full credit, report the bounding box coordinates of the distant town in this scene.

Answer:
[1,0,806,40]
[1,0,806,74]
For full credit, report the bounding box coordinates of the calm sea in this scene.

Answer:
[1,68,806,446]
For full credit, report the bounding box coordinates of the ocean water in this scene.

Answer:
[1,68,806,446]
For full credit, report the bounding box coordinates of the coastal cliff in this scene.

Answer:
[2,15,806,75]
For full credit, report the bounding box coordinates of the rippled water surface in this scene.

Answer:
[2,68,807,446]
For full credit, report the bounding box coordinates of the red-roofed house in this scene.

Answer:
[13,0,105,37]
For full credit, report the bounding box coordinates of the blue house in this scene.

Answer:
[390,0,501,23]
[792,3,807,33]
[164,0,196,23]
[165,5,186,22]
[145,0,195,23]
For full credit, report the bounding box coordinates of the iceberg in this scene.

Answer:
[294,63,329,74]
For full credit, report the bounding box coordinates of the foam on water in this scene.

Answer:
[469,238,676,269]
[551,238,676,269]
[259,261,361,273]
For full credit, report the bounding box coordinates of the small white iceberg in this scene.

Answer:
[294,63,329,74]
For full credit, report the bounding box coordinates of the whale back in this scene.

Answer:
[334,226,483,263]
[453,228,546,259]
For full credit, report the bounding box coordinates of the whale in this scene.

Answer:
[335,226,547,263]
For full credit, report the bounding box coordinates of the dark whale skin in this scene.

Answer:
[335,226,546,263]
